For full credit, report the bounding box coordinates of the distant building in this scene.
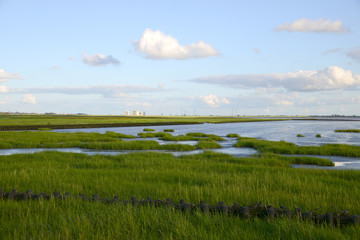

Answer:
[133,110,139,116]
[125,110,130,116]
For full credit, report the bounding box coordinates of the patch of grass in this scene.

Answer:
[143,128,155,132]
[297,134,304,137]
[164,129,174,132]
[195,140,222,149]
[335,129,360,133]
[186,133,224,141]
[234,137,360,157]
[0,131,198,151]
[137,132,172,138]
[226,133,240,138]
[37,128,52,131]
[316,134,322,138]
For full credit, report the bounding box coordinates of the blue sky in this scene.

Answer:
[1,0,359,115]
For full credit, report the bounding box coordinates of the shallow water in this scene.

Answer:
[0,146,258,158]
[53,120,360,146]
[2,120,360,170]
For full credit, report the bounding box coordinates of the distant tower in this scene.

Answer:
[125,110,130,116]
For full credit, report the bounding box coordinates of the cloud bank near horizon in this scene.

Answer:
[134,28,219,60]
[10,84,166,98]
[190,66,360,92]
[0,69,23,82]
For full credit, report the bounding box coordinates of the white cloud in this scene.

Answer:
[0,85,9,93]
[0,69,23,82]
[134,28,219,60]
[190,66,360,92]
[346,48,360,62]
[198,94,230,107]
[83,53,120,66]
[22,94,37,104]
[11,84,165,98]
[275,18,349,33]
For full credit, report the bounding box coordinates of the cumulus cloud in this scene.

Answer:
[275,18,349,33]
[198,94,230,107]
[346,48,360,63]
[22,94,36,104]
[133,28,219,60]
[190,66,360,92]
[0,69,23,82]
[83,53,120,66]
[11,84,165,98]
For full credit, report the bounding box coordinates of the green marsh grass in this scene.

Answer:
[37,128,52,131]
[164,129,175,132]
[1,200,359,239]
[0,114,288,128]
[297,134,304,137]
[2,200,359,239]
[226,133,240,138]
[0,148,359,238]
[143,128,155,132]
[335,129,360,133]
[316,134,322,138]
[1,130,359,238]
[0,131,199,151]
[137,132,172,138]
[0,151,358,211]
[195,140,222,149]
[186,132,225,141]
[234,137,360,157]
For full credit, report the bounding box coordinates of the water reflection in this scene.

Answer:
[0,147,257,158]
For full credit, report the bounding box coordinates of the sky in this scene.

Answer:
[0,0,360,116]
